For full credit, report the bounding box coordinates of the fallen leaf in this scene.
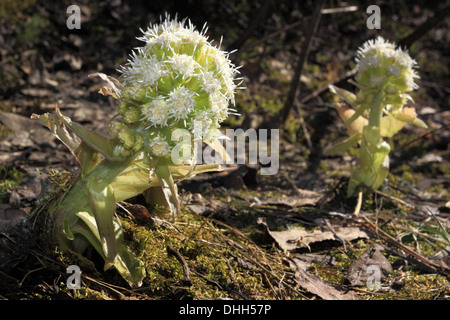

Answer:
[289,259,358,300]
[291,253,333,271]
[260,188,325,207]
[258,218,369,251]
[346,247,393,286]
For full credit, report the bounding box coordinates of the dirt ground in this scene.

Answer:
[0,0,449,300]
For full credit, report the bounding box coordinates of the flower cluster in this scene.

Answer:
[355,37,419,114]
[327,37,426,199]
[110,16,240,159]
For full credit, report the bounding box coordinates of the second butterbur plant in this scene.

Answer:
[32,16,240,287]
[327,37,427,203]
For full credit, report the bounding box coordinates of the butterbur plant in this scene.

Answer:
[326,37,427,207]
[32,16,240,287]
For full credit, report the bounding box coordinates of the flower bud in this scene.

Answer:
[355,37,419,111]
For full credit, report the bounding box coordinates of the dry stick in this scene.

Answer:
[280,0,326,125]
[19,267,45,287]
[397,123,450,152]
[228,0,273,51]
[368,187,415,209]
[320,6,358,15]
[353,190,363,216]
[299,68,358,105]
[166,245,192,286]
[241,6,358,53]
[359,216,450,277]
[398,4,450,48]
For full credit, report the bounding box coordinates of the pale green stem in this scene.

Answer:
[368,90,384,128]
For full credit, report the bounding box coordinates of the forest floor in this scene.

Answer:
[0,0,449,300]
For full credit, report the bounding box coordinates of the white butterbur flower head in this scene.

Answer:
[168,54,199,79]
[167,86,196,121]
[141,96,169,127]
[355,37,419,111]
[149,134,170,157]
[109,15,240,160]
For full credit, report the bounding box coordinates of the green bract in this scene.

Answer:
[32,16,239,287]
[326,37,427,198]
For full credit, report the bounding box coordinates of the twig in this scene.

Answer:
[228,0,273,51]
[19,267,45,287]
[397,123,450,151]
[398,4,450,48]
[83,275,125,297]
[353,190,363,216]
[299,68,358,104]
[191,269,249,300]
[368,187,415,209]
[166,245,192,286]
[321,6,358,15]
[280,0,326,124]
[358,216,450,277]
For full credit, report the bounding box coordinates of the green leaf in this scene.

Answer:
[154,157,180,216]
[70,217,104,259]
[426,207,450,244]
[329,85,358,107]
[112,217,146,288]
[75,211,145,287]
[324,133,362,155]
[86,180,118,270]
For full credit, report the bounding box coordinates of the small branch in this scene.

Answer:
[280,0,326,125]
[353,190,363,216]
[368,187,415,209]
[321,6,358,15]
[167,245,192,286]
[228,0,273,51]
[398,4,450,48]
[358,216,450,277]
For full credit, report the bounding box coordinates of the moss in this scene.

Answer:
[115,210,300,299]
[0,0,35,23]
[0,164,25,203]
[365,273,449,300]
[0,124,13,140]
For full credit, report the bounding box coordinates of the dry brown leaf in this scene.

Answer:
[260,188,325,207]
[289,259,358,300]
[88,73,121,99]
[258,218,369,251]
[346,247,392,286]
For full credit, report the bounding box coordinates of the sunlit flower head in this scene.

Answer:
[355,37,419,93]
[112,15,241,158]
